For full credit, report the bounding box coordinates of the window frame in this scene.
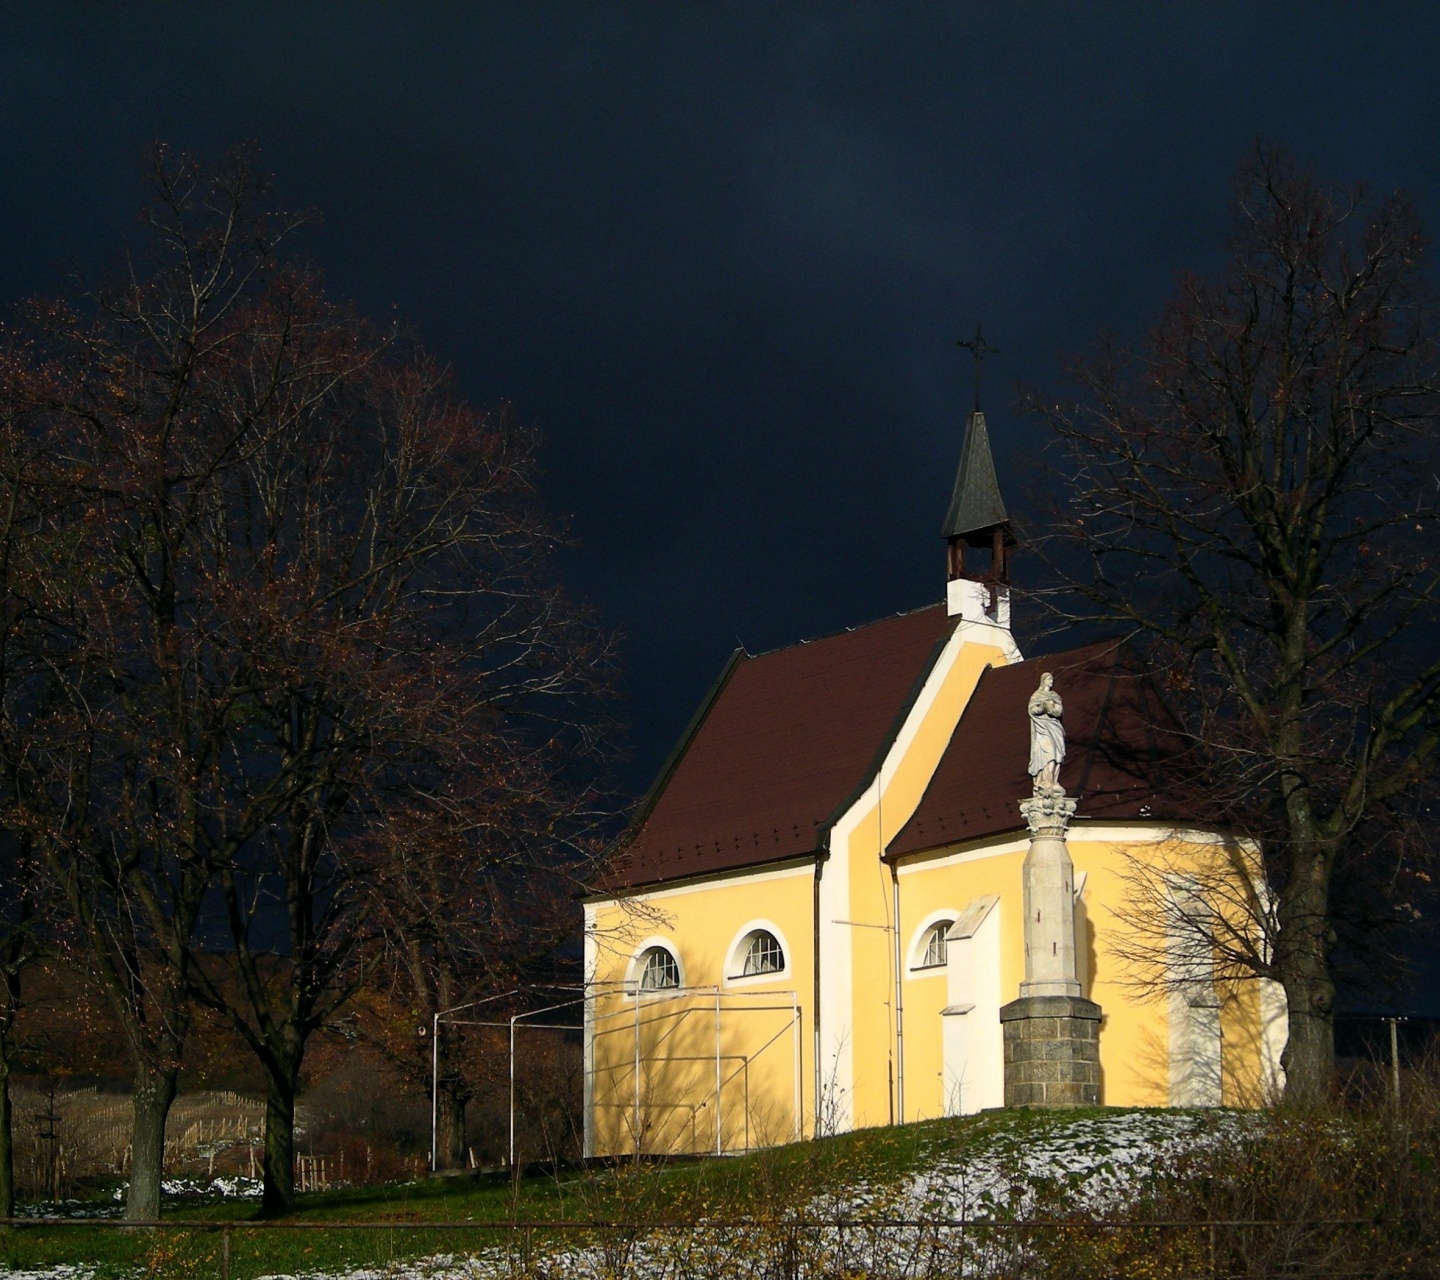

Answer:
[741,929,785,976]
[724,919,792,986]
[907,909,960,975]
[918,921,952,969]
[640,947,681,991]
[627,939,684,995]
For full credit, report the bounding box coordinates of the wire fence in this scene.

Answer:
[0,1213,1401,1280]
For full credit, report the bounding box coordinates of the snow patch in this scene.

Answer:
[906,1107,1248,1219]
[99,1174,264,1204]
[0,1269,96,1280]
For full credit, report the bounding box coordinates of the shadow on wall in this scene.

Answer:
[589,988,803,1158]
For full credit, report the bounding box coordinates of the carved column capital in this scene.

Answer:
[1019,789,1077,837]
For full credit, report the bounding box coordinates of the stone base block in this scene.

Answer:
[999,995,1102,1107]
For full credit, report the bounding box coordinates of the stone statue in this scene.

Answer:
[1027,672,1066,795]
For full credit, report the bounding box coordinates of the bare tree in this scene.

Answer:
[3,144,616,1215]
[198,347,614,1207]
[8,145,355,1219]
[0,852,38,1221]
[0,355,48,1221]
[1033,144,1440,1104]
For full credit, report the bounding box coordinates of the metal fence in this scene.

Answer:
[0,1214,1399,1280]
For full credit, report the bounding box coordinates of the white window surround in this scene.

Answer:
[907,907,961,974]
[625,937,685,995]
[724,919,792,987]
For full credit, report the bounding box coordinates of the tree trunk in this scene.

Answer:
[1,928,23,1224]
[125,1064,177,1221]
[1280,976,1336,1105]
[0,1030,12,1222]
[1277,853,1336,1107]
[437,1078,467,1171]
[261,1067,298,1215]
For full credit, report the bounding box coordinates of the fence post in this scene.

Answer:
[221,1224,231,1280]
[1208,1222,1216,1280]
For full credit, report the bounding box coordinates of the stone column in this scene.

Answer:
[999,789,1103,1107]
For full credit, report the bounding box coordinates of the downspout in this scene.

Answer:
[891,858,905,1125]
[812,850,823,1138]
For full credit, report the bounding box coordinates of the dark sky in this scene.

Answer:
[5,6,1440,993]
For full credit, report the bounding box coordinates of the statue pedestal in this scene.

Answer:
[999,994,1102,1107]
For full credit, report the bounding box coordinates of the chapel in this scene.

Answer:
[581,405,1284,1158]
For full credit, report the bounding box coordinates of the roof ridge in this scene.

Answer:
[743,600,947,661]
[1002,636,1129,667]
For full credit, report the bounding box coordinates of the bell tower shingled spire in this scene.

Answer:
[945,325,1015,624]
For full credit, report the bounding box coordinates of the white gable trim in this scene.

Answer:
[819,616,1018,1134]
[583,901,598,1157]
[878,620,1018,798]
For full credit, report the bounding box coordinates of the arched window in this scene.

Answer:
[741,930,784,976]
[638,946,680,991]
[917,920,953,969]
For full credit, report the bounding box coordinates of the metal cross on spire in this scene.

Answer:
[957,322,1000,413]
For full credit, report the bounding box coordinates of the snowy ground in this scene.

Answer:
[2,1110,1248,1279]
[904,1107,1246,1219]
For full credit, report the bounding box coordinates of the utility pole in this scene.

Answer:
[1388,1017,1402,1107]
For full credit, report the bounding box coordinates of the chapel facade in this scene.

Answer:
[581,409,1285,1158]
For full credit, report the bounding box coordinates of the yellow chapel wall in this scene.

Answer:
[584,860,815,1157]
[897,840,1027,1120]
[1073,829,1275,1107]
[586,821,1275,1158]
[893,826,1274,1114]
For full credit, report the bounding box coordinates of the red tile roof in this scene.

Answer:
[598,604,957,891]
[888,640,1187,858]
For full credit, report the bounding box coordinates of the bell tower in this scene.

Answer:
[944,325,1014,624]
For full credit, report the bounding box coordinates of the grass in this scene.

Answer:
[0,1107,1190,1279]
